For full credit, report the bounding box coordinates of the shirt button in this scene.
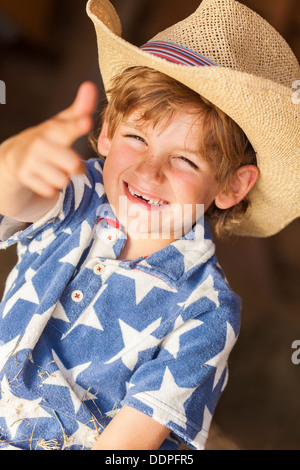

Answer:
[107,231,117,242]
[101,230,117,243]
[71,290,84,303]
[93,263,105,275]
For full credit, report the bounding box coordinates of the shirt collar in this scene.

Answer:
[135,217,215,285]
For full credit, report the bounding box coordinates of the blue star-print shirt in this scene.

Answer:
[0,158,240,450]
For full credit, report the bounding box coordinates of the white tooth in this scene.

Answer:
[130,187,139,198]
[153,200,163,206]
[128,184,167,205]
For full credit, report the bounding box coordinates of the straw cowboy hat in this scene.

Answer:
[87,0,300,237]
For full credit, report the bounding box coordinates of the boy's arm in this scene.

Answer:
[0,82,98,222]
[91,405,170,450]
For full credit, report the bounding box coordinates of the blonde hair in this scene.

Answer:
[90,66,257,237]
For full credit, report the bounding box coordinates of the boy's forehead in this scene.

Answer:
[122,110,146,128]
[122,106,203,132]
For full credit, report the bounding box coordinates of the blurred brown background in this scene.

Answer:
[0,0,299,450]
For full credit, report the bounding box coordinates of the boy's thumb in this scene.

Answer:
[60,81,99,120]
[46,82,98,146]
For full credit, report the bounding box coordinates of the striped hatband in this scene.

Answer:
[140,40,218,67]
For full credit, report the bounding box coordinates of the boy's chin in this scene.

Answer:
[118,201,203,240]
[120,216,192,241]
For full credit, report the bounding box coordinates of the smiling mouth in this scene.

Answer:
[125,183,169,207]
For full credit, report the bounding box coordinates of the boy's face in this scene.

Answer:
[98,107,221,240]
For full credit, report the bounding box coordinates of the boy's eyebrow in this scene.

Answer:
[185,149,202,158]
[121,119,144,131]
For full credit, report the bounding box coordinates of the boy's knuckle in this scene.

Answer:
[49,116,66,130]
[17,169,29,187]
[44,186,57,198]
[43,118,56,132]
[70,157,81,172]
[21,152,35,172]
[18,163,30,179]
[57,173,69,187]
[30,135,45,152]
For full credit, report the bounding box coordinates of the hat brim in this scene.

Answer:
[87,0,300,237]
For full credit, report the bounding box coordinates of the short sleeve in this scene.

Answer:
[0,190,65,250]
[121,298,240,450]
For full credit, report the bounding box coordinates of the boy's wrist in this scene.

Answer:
[0,137,42,220]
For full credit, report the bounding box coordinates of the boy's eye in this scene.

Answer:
[177,156,199,170]
[125,134,146,144]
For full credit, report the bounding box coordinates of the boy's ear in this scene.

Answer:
[215,165,259,210]
[97,118,111,157]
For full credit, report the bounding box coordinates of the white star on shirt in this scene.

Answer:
[118,268,177,305]
[2,269,39,319]
[72,173,92,210]
[42,351,97,414]
[0,376,52,439]
[28,227,56,254]
[59,220,93,266]
[173,222,215,273]
[95,182,105,199]
[0,335,20,374]
[15,307,55,353]
[94,160,103,175]
[106,318,161,370]
[105,404,120,420]
[2,264,19,299]
[52,301,70,323]
[204,322,236,389]
[161,315,203,359]
[189,405,212,449]
[61,285,106,340]
[202,405,213,435]
[133,367,196,430]
[87,235,116,263]
[67,421,99,449]
[178,275,219,310]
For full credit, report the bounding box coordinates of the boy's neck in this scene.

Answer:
[118,234,176,261]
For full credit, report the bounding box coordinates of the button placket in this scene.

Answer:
[61,260,110,325]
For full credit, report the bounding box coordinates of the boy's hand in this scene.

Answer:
[0,81,98,199]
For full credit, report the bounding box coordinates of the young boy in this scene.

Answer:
[0,0,298,451]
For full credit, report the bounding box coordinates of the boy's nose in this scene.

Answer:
[134,155,164,183]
